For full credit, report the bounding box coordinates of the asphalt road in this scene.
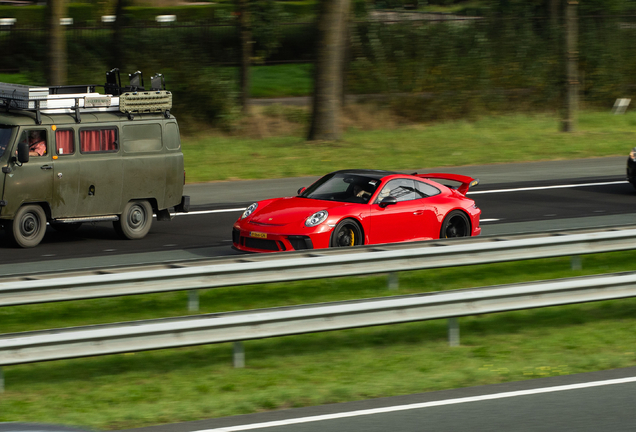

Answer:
[2,156,634,431]
[0,156,634,274]
[121,367,636,432]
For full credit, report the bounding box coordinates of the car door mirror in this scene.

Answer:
[379,196,398,208]
[17,142,29,164]
[297,187,306,195]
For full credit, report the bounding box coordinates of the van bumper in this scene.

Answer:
[174,195,190,213]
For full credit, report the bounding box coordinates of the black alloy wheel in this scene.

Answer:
[330,219,363,247]
[440,210,471,238]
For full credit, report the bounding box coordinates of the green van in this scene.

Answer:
[0,70,189,247]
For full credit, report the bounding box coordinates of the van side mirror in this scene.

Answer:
[17,142,29,164]
[297,187,306,196]
[379,196,398,208]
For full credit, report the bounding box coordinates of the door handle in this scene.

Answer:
[413,211,424,215]
[40,165,53,170]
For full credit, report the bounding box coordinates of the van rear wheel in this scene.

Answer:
[114,200,153,240]
[9,205,47,248]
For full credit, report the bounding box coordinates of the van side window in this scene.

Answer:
[19,129,47,157]
[56,129,75,155]
[165,122,181,150]
[80,128,118,153]
[123,124,162,153]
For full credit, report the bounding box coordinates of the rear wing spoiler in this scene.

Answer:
[415,173,479,195]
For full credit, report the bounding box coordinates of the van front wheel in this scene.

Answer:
[114,200,153,240]
[9,205,47,248]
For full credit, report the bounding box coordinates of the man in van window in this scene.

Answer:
[28,130,47,156]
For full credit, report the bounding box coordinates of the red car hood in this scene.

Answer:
[250,197,350,225]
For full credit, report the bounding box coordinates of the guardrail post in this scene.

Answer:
[388,272,399,290]
[0,367,4,393]
[233,342,245,368]
[448,317,460,347]
[188,290,199,312]
[571,255,582,271]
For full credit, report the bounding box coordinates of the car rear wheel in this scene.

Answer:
[9,205,47,248]
[330,219,363,247]
[440,210,471,238]
[114,200,153,240]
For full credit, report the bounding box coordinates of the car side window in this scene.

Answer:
[414,180,441,198]
[376,179,417,203]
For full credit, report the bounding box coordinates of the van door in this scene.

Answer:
[77,127,123,216]
[3,128,53,216]
[50,128,80,218]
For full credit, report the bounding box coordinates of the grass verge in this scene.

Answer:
[182,110,636,182]
[1,251,636,429]
[250,63,313,98]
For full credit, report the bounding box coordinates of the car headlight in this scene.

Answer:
[241,203,258,219]
[305,210,328,227]
[630,148,636,161]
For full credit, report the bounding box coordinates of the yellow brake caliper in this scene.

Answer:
[349,229,355,246]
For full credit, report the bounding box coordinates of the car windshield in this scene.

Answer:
[0,125,15,159]
[300,173,381,203]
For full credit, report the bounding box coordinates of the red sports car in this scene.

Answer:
[232,169,481,253]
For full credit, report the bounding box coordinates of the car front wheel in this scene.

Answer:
[330,219,363,247]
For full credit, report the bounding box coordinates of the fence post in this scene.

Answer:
[571,255,582,271]
[387,272,399,290]
[0,367,4,393]
[188,290,199,312]
[233,342,245,368]
[448,317,460,347]
[562,0,579,132]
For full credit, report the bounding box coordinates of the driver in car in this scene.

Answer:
[353,184,372,201]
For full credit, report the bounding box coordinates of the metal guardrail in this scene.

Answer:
[2,226,636,307]
[1,271,636,366]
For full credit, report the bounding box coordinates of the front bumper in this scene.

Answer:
[232,223,333,253]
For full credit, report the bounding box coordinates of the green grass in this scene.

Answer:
[182,110,636,182]
[1,251,636,429]
[250,63,313,98]
[0,73,32,85]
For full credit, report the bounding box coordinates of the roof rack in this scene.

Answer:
[0,68,172,124]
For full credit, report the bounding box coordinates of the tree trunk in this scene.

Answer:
[112,0,128,69]
[48,0,67,85]
[238,0,251,115]
[550,0,559,28]
[308,0,351,141]
[562,0,578,132]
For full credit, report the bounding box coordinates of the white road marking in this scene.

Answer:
[466,180,627,195]
[193,376,636,431]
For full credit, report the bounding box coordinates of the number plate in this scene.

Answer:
[250,231,267,239]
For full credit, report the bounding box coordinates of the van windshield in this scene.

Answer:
[0,126,15,159]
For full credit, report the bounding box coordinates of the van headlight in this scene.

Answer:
[241,203,258,219]
[305,210,328,227]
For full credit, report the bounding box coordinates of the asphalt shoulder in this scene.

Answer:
[184,156,627,207]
